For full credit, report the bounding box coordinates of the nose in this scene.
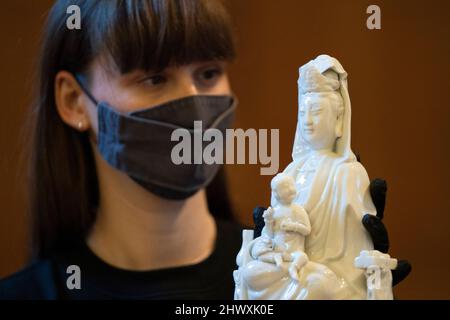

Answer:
[173,69,199,99]
[303,109,313,127]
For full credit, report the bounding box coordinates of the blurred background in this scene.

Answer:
[0,0,449,299]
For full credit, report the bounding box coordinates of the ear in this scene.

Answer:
[335,110,344,138]
[54,71,91,132]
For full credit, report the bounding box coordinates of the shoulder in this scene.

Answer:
[336,160,366,173]
[0,260,60,300]
[335,160,370,184]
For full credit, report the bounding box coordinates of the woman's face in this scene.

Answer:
[84,60,231,134]
[299,93,339,151]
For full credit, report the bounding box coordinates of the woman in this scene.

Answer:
[0,0,243,299]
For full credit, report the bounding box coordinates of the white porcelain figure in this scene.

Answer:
[234,54,397,300]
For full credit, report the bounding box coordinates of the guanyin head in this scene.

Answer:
[298,65,344,152]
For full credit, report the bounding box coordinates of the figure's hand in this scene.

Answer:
[250,236,274,259]
[289,252,308,282]
[262,207,274,221]
[362,178,412,286]
[280,219,311,236]
[261,207,275,236]
[280,219,299,233]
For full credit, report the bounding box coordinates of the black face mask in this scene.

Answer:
[75,74,237,200]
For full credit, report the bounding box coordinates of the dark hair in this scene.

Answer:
[29,0,236,259]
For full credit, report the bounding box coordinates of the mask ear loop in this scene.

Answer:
[73,73,99,106]
[73,73,99,144]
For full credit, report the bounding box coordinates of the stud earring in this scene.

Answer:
[77,120,84,130]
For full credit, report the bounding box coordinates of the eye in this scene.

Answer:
[312,109,322,115]
[139,74,167,86]
[196,65,224,87]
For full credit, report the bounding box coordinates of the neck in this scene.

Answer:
[87,144,217,271]
[309,148,334,157]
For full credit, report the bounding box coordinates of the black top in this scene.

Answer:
[0,219,244,300]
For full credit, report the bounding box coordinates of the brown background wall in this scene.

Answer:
[1,0,449,299]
